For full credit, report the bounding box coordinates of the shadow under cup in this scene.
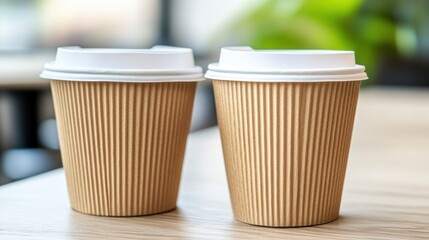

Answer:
[51,80,196,216]
[213,80,361,227]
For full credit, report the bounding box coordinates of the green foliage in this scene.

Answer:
[298,0,362,20]
[231,0,401,85]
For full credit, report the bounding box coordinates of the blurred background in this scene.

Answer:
[0,0,428,185]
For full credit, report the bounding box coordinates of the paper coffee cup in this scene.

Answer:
[205,47,367,227]
[41,46,204,216]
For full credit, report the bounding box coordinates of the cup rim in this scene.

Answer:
[205,47,368,82]
[40,46,205,82]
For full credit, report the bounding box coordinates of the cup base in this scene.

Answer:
[234,214,340,228]
[70,205,177,217]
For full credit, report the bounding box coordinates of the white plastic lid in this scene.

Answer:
[205,47,368,82]
[40,46,204,82]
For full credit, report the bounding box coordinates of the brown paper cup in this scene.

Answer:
[213,80,361,227]
[51,80,196,216]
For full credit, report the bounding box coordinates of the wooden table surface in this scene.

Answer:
[0,87,428,239]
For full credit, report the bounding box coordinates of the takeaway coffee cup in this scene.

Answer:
[41,46,204,216]
[205,47,368,227]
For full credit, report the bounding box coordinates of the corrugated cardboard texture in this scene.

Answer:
[51,80,196,216]
[213,80,361,227]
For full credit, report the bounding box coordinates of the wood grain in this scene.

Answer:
[0,88,428,239]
